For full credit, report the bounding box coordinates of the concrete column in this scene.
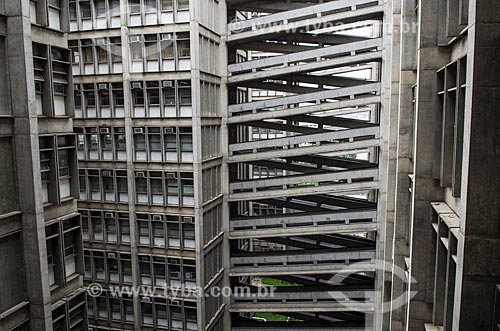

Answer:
[379,0,401,329]
[453,0,500,329]
[118,1,141,329]
[406,0,450,329]
[389,1,417,330]
[6,0,52,329]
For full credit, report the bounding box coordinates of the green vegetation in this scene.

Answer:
[261,277,301,287]
[254,312,291,322]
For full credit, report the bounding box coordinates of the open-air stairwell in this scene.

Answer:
[227,0,383,327]
[227,0,383,42]
[229,208,377,239]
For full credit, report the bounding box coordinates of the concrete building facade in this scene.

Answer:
[2,0,500,331]
[382,0,500,331]
[225,0,389,329]
[0,0,87,330]
[68,0,226,330]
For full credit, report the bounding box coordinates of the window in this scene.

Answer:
[161,34,174,60]
[117,170,128,201]
[97,42,108,64]
[154,258,167,287]
[81,40,94,64]
[106,215,118,243]
[49,0,61,9]
[110,0,120,16]
[93,217,104,242]
[79,170,86,199]
[69,41,80,64]
[167,176,179,205]
[129,0,141,14]
[58,149,71,197]
[163,82,175,104]
[138,218,150,246]
[145,0,157,12]
[180,128,193,161]
[80,1,92,19]
[134,129,147,161]
[178,0,189,10]
[110,84,123,105]
[136,173,148,203]
[110,37,122,63]
[177,32,190,58]
[69,1,77,20]
[82,214,90,241]
[179,80,192,104]
[130,36,143,61]
[142,302,154,326]
[95,0,106,17]
[124,297,134,321]
[181,172,194,206]
[84,84,96,108]
[150,171,163,204]
[132,83,145,105]
[99,86,111,107]
[74,86,82,109]
[149,129,162,157]
[183,223,195,249]
[94,253,106,281]
[147,82,160,105]
[120,254,132,283]
[46,241,57,286]
[161,0,173,11]
[168,222,180,247]
[63,231,77,277]
[110,298,121,321]
[153,221,165,247]
[40,138,53,204]
[120,218,131,244]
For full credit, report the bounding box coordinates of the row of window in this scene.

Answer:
[81,210,196,250]
[129,33,191,72]
[84,249,196,288]
[136,171,194,206]
[79,170,194,207]
[136,126,193,162]
[70,0,190,32]
[201,166,222,203]
[76,126,194,163]
[76,127,126,161]
[30,0,66,31]
[33,43,73,118]
[69,33,190,75]
[52,290,87,331]
[202,204,223,246]
[45,216,83,288]
[73,80,192,118]
[88,294,197,330]
[40,135,79,205]
[78,169,128,203]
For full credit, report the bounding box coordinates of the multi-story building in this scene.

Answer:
[225,0,387,330]
[0,0,87,330]
[67,0,226,330]
[2,0,500,331]
[382,0,500,330]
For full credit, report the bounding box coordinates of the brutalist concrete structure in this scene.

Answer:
[68,0,226,330]
[2,0,500,331]
[382,0,500,331]
[0,0,87,330]
[224,0,389,329]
